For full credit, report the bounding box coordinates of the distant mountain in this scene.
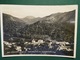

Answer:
[39,10,75,24]
[22,16,41,24]
[23,16,35,20]
[19,10,75,42]
[3,13,27,37]
[3,10,75,42]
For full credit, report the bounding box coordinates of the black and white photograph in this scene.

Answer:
[0,5,78,58]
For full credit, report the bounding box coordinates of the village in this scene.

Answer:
[4,38,73,56]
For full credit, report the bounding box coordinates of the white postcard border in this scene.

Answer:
[0,4,78,58]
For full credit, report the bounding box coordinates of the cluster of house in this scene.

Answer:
[4,38,73,54]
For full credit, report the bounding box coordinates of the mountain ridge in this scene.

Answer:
[3,10,75,42]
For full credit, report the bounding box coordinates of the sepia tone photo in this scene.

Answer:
[0,5,78,58]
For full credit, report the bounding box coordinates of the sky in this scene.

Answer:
[0,5,78,18]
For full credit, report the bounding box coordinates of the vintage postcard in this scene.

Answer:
[0,5,78,58]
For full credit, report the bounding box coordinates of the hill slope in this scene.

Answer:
[19,10,75,42]
[3,13,26,37]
